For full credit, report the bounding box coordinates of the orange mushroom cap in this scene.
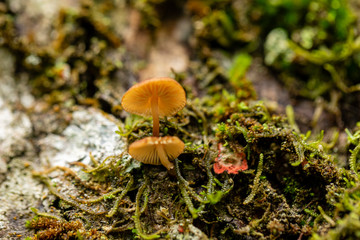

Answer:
[121,77,186,117]
[128,136,185,169]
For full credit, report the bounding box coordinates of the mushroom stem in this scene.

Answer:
[151,96,160,137]
[156,145,174,170]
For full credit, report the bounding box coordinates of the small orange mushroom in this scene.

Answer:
[128,136,184,170]
[121,77,186,137]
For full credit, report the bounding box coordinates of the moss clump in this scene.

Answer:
[25,217,104,240]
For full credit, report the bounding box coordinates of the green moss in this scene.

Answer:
[26,216,106,240]
[0,0,357,239]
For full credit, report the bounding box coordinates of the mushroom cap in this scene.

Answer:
[128,136,185,165]
[121,77,186,117]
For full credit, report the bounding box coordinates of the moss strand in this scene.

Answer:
[244,153,264,205]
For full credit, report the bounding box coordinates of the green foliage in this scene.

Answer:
[346,123,360,145]
[282,177,300,196]
[256,0,355,41]
[174,152,234,219]
[228,53,252,86]
[346,123,360,174]
[205,191,224,205]
[258,0,360,99]
[216,122,229,135]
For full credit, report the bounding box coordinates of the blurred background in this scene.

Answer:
[1,0,359,131]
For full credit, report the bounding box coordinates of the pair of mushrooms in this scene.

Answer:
[121,77,186,170]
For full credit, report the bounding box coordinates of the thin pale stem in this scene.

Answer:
[151,95,159,137]
[156,145,174,170]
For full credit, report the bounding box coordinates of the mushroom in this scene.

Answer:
[121,77,186,137]
[128,136,184,170]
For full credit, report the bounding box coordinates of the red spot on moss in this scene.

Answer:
[213,143,248,174]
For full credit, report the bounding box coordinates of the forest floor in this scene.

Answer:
[1,0,360,239]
